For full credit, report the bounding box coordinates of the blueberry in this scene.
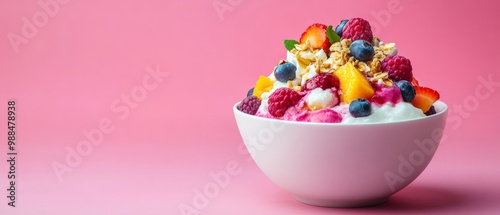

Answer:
[395,80,416,102]
[335,19,349,37]
[274,61,296,83]
[425,105,436,116]
[349,40,374,62]
[349,98,372,118]
[247,87,254,97]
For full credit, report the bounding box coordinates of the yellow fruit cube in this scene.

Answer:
[333,63,375,104]
[252,75,274,99]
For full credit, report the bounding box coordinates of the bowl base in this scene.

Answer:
[293,195,388,208]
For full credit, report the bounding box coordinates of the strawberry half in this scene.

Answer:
[411,86,440,113]
[411,76,419,86]
[299,23,330,53]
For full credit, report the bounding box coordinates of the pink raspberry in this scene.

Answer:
[268,88,302,117]
[237,96,261,115]
[341,18,373,42]
[381,55,413,82]
[302,73,340,91]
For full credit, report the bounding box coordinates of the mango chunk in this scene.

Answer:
[252,75,274,99]
[333,63,375,104]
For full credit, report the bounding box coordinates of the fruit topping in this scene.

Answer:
[252,75,274,100]
[349,98,372,118]
[341,18,373,42]
[411,76,419,86]
[299,23,331,53]
[411,86,440,113]
[237,96,261,115]
[349,40,375,62]
[247,87,254,97]
[334,62,375,104]
[395,80,416,102]
[274,61,297,83]
[381,55,413,82]
[268,88,302,117]
[302,73,340,91]
[424,105,437,116]
[335,19,349,37]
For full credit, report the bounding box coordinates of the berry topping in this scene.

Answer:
[370,84,402,105]
[381,55,413,82]
[424,105,437,116]
[349,98,372,118]
[274,61,297,83]
[395,80,416,102]
[247,87,254,97]
[411,76,420,86]
[237,96,261,115]
[411,86,440,113]
[335,19,349,37]
[268,88,302,117]
[349,40,374,62]
[299,23,331,53]
[341,18,373,42]
[304,109,342,123]
[302,73,340,91]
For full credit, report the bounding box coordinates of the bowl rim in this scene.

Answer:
[234,100,448,126]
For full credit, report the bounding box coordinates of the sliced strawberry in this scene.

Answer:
[299,23,331,53]
[411,76,419,86]
[411,86,440,113]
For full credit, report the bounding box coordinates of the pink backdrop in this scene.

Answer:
[1,0,500,214]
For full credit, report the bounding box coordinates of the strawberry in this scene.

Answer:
[299,23,331,53]
[411,86,440,113]
[411,76,419,86]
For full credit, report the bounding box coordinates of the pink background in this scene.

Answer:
[1,0,500,214]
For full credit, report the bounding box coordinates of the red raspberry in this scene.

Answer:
[341,18,373,42]
[268,88,302,117]
[302,73,340,91]
[237,96,261,115]
[381,55,413,82]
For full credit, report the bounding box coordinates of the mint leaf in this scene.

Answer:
[326,25,340,44]
[284,40,299,51]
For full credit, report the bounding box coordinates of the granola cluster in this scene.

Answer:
[288,37,397,87]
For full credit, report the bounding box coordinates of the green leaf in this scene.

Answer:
[284,40,299,51]
[326,25,340,44]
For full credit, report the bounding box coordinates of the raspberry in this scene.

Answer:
[381,55,413,82]
[237,96,261,115]
[341,18,373,42]
[268,88,302,117]
[302,73,340,91]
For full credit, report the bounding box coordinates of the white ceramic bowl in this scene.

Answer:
[233,101,448,207]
